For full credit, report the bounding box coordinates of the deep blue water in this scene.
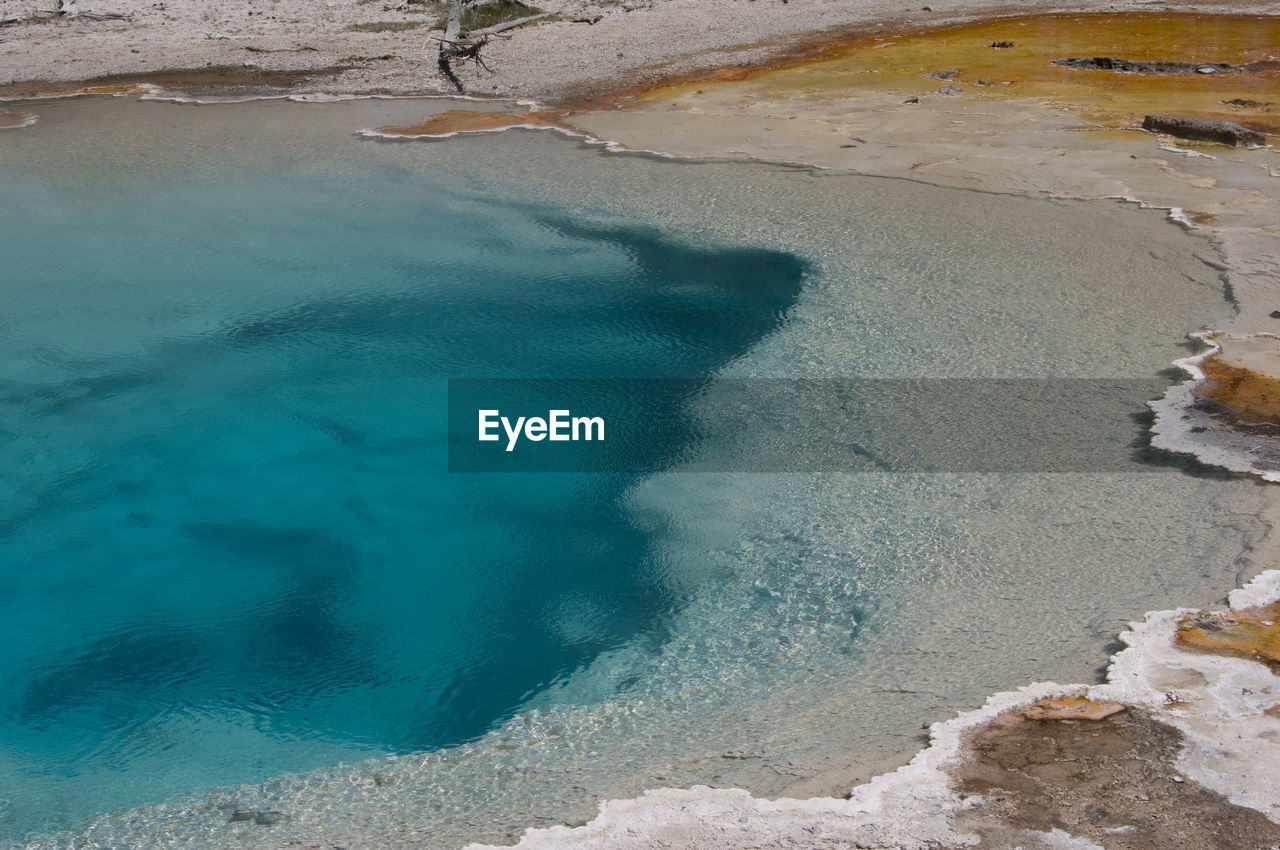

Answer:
[0,105,806,837]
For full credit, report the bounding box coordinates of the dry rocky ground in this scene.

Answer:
[2,0,1272,101]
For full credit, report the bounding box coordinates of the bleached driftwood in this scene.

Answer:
[435,0,550,92]
[55,0,132,20]
[470,11,551,36]
[436,0,487,91]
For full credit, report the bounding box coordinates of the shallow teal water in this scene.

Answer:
[0,96,1269,848]
[0,98,810,838]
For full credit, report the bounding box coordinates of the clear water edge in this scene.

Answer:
[0,95,1270,848]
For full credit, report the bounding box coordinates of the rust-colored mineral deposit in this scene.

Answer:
[375,110,561,137]
[1019,694,1127,721]
[1177,600,1280,665]
[1198,353,1280,424]
[0,108,36,128]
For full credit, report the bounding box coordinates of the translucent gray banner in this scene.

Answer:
[447,378,1172,473]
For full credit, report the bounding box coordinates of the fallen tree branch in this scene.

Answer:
[468,11,551,36]
[437,0,483,92]
[433,0,550,92]
[437,35,491,91]
[52,0,132,19]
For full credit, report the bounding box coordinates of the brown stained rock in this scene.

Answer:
[1055,57,1247,74]
[954,710,1280,849]
[1176,600,1280,667]
[1141,114,1266,147]
[1224,98,1275,110]
[1019,694,1127,721]
[375,109,560,137]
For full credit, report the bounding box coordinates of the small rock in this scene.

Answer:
[1270,310,1280,319]
[903,96,920,104]
[1055,57,1243,74]
[926,69,960,81]
[989,40,1014,48]
[229,809,291,826]
[939,84,962,95]
[1141,114,1265,147]
[1223,98,1272,109]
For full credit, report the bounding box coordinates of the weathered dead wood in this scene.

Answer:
[53,0,131,19]
[436,0,486,92]
[469,11,550,36]
[432,0,552,92]
[437,0,550,92]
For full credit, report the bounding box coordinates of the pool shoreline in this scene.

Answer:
[464,568,1280,850]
